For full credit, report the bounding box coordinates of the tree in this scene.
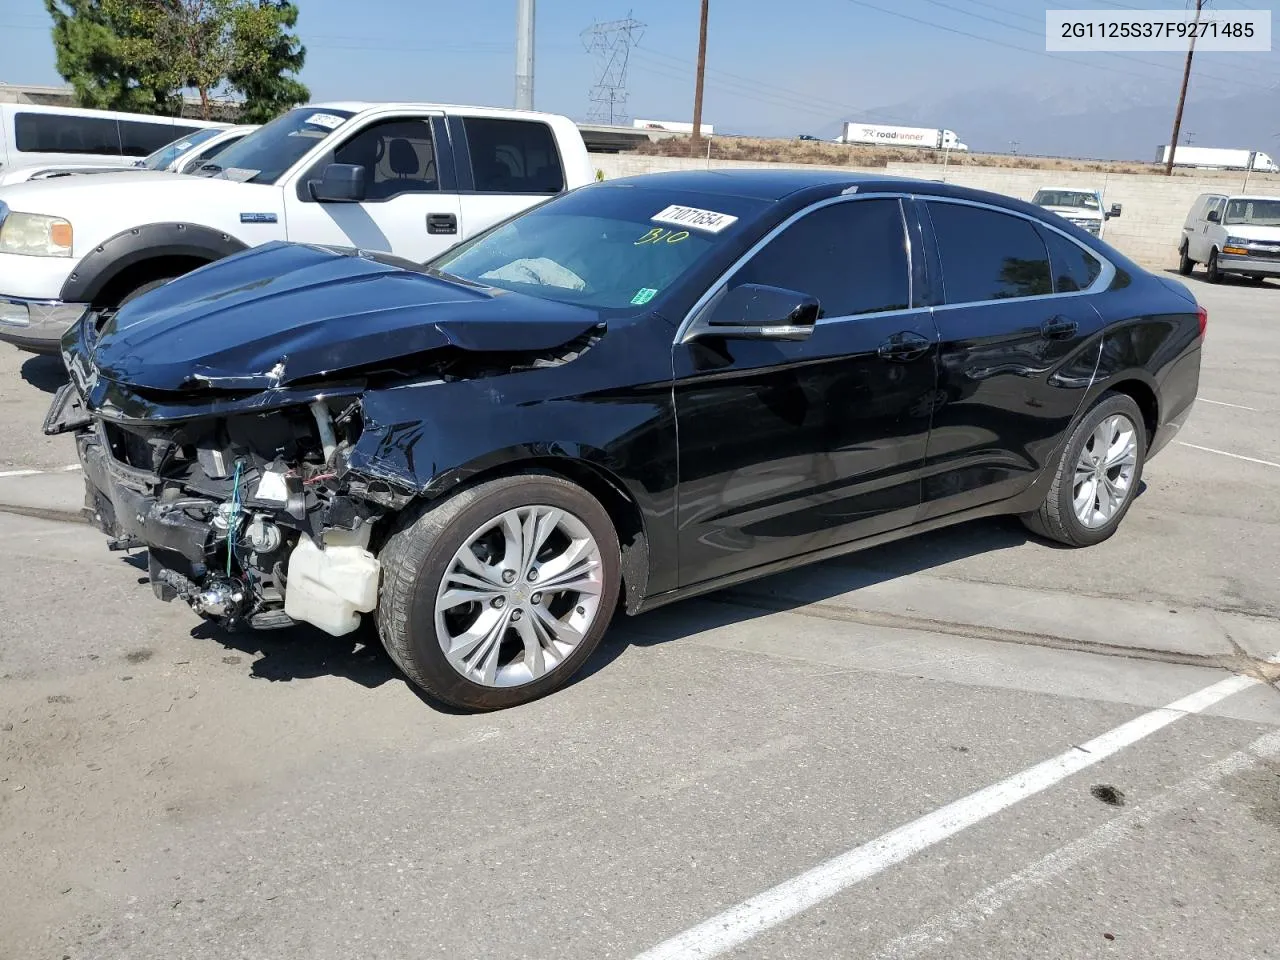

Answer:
[46,0,308,120]
[228,1,309,124]
[44,0,181,114]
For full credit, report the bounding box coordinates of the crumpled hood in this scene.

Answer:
[87,241,604,391]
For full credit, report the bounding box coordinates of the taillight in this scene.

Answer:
[1197,304,1208,339]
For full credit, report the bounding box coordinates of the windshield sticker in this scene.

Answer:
[221,167,259,182]
[634,227,690,245]
[173,141,192,152]
[630,287,659,305]
[305,112,347,130]
[651,204,739,233]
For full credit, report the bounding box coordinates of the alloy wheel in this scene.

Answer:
[1072,414,1138,529]
[433,505,605,687]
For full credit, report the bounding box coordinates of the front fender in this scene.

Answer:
[60,222,249,304]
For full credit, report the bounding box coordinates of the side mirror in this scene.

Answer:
[308,163,367,202]
[700,283,819,341]
[1206,209,1221,223]
[1107,203,1122,219]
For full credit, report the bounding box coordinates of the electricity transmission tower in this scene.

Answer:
[581,14,645,126]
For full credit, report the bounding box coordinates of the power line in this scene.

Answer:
[581,14,645,126]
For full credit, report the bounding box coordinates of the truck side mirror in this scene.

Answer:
[1206,209,1221,223]
[309,163,367,203]
[1107,203,1122,219]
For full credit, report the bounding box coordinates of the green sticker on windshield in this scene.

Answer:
[631,287,658,305]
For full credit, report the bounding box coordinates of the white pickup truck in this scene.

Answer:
[0,102,593,353]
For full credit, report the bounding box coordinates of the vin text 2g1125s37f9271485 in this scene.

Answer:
[45,170,1205,711]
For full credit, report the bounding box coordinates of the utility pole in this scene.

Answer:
[515,0,535,110]
[690,0,709,152]
[1165,0,1205,176]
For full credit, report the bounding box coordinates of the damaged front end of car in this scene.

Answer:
[48,379,396,633]
[44,241,607,637]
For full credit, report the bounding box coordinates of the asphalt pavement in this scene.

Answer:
[1,273,1277,960]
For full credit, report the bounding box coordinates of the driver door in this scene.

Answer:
[672,197,939,587]
[282,114,463,262]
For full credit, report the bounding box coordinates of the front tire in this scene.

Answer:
[1178,244,1194,276]
[1206,249,1223,284]
[1022,393,1146,547]
[376,474,621,711]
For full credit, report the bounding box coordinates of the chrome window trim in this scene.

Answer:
[676,192,917,344]
[919,196,1116,312]
[675,191,1117,345]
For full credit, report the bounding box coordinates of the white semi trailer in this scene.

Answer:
[1156,145,1279,173]
[838,123,968,151]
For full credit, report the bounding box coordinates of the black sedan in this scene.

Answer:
[46,170,1205,710]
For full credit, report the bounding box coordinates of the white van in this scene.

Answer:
[0,103,222,172]
[1178,193,1280,284]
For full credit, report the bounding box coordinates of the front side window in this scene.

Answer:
[463,118,565,194]
[322,119,438,201]
[207,108,355,185]
[1040,228,1103,293]
[432,185,765,310]
[14,113,121,156]
[928,202,1052,303]
[730,199,910,318]
[1224,198,1280,226]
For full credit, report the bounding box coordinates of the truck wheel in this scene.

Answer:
[1022,392,1146,548]
[118,276,177,308]
[1177,244,1194,276]
[1206,249,1223,284]
[376,474,622,711]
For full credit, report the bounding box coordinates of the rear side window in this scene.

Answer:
[732,199,910,318]
[463,118,564,194]
[927,202,1052,302]
[13,113,121,156]
[119,121,200,157]
[1039,228,1103,293]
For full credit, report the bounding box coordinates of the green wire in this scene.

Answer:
[227,460,243,576]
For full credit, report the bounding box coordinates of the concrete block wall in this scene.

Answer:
[589,153,1280,268]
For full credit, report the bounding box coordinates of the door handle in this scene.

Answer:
[427,213,458,235]
[877,331,931,362]
[1040,316,1078,340]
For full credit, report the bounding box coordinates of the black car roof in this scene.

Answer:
[602,169,1046,216]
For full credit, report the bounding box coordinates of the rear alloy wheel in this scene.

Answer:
[1022,392,1146,547]
[1177,244,1194,276]
[1206,249,1223,284]
[376,474,621,710]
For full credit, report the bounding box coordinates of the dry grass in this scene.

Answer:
[632,135,1171,175]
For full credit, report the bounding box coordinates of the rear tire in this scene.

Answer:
[1177,244,1194,276]
[1206,249,1223,284]
[1022,393,1147,548]
[375,474,621,711]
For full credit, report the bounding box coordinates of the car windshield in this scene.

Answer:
[1224,198,1280,226]
[429,185,767,310]
[204,108,355,185]
[137,127,224,170]
[1033,190,1100,210]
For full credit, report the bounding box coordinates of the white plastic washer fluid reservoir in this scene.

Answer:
[284,533,381,636]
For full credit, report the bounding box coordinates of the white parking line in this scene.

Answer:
[872,726,1280,960]
[1179,442,1280,469]
[632,671,1262,960]
[1199,398,1258,411]
[0,464,80,479]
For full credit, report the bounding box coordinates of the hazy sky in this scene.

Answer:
[2,0,1278,140]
